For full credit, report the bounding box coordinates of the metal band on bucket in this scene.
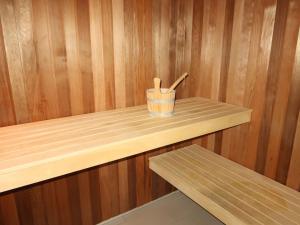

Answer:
[149,111,174,117]
[147,98,175,104]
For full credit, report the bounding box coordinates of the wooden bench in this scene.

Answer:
[149,144,300,225]
[0,97,251,192]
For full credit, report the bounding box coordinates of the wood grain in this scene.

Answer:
[287,113,300,191]
[255,0,290,174]
[150,144,300,225]
[264,0,300,179]
[0,0,30,123]
[0,97,251,192]
[0,0,299,224]
[0,17,16,127]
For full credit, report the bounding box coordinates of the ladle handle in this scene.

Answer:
[154,77,161,95]
[167,72,189,93]
[153,77,160,91]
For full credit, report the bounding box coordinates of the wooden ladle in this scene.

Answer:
[167,72,189,93]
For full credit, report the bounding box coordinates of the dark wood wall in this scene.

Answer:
[0,0,299,224]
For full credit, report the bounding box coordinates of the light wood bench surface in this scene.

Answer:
[149,144,300,225]
[0,97,251,192]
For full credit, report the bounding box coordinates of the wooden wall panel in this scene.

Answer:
[0,0,299,224]
[0,18,16,127]
[264,0,300,179]
[287,112,300,191]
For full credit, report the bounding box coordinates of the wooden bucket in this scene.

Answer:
[146,88,176,117]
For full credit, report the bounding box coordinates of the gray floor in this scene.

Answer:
[98,191,223,225]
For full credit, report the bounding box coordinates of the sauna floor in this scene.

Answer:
[98,191,223,225]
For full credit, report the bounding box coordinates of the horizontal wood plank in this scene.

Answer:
[149,144,300,225]
[0,97,251,193]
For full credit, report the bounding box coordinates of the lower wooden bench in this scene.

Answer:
[149,144,300,225]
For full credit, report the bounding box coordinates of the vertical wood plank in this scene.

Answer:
[255,0,290,174]
[134,0,146,206]
[76,0,94,114]
[29,186,47,225]
[63,0,84,115]
[13,0,39,121]
[112,0,126,108]
[15,188,34,224]
[278,26,300,184]
[89,168,102,223]
[197,0,226,99]
[0,0,29,123]
[214,0,235,155]
[264,0,300,179]
[189,0,203,98]
[188,0,204,148]
[41,182,60,225]
[152,0,161,79]
[77,171,93,225]
[196,0,227,150]
[101,0,115,109]
[67,175,82,225]
[241,0,276,169]
[173,0,193,99]
[32,0,60,120]
[47,0,71,118]
[52,179,72,225]
[0,193,20,225]
[123,0,134,107]
[89,0,105,111]
[221,0,255,160]
[127,156,137,209]
[0,17,16,127]
[99,164,120,220]
[158,0,171,86]
[287,113,300,191]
